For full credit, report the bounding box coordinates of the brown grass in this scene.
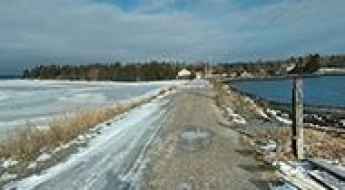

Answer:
[0,89,168,162]
[213,81,345,162]
[0,105,125,161]
[213,80,266,119]
[254,127,345,161]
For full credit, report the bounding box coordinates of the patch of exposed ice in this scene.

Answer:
[260,140,277,153]
[267,109,292,125]
[77,135,86,142]
[241,97,270,119]
[27,162,38,169]
[276,117,292,125]
[232,114,247,124]
[225,107,234,115]
[276,161,329,190]
[256,108,269,119]
[36,153,51,163]
[225,107,247,124]
[271,182,298,190]
[1,172,17,182]
[51,141,74,154]
[279,162,308,178]
[243,96,254,104]
[2,159,18,169]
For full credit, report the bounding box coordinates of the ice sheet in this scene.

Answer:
[0,79,181,138]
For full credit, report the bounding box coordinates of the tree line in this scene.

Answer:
[23,54,345,80]
[23,61,202,81]
[215,54,345,77]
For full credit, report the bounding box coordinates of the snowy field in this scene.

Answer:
[0,79,181,138]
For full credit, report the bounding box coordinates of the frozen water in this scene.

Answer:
[3,92,171,190]
[0,79,180,138]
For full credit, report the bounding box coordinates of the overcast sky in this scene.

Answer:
[1,0,345,75]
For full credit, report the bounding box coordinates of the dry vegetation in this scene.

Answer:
[0,104,131,161]
[213,81,345,162]
[254,127,345,161]
[213,81,264,119]
[0,89,168,162]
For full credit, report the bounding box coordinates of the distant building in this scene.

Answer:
[240,71,253,78]
[195,71,203,79]
[177,69,192,79]
[229,72,238,78]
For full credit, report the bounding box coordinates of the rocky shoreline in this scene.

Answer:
[215,81,345,159]
[215,81,345,189]
[229,85,345,129]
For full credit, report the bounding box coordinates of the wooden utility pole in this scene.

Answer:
[292,77,304,160]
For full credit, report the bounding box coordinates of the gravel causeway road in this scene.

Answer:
[5,80,269,190]
[142,80,268,190]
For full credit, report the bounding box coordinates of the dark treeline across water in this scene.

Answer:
[22,62,197,81]
[233,76,345,108]
[0,75,19,79]
[20,54,345,81]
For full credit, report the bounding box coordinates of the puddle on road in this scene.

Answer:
[178,127,214,152]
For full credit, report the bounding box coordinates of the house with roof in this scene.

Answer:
[177,68,193,79]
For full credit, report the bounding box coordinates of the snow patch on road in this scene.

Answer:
[4,92,172,190]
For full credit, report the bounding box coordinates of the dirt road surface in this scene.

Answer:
[142,80,269,190]
[5,80,270,190]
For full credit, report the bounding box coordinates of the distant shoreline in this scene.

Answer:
[0,76,20,79]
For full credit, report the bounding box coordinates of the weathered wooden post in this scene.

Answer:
[292,77,304,160]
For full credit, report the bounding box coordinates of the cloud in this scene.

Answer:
[0,0,344,74]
